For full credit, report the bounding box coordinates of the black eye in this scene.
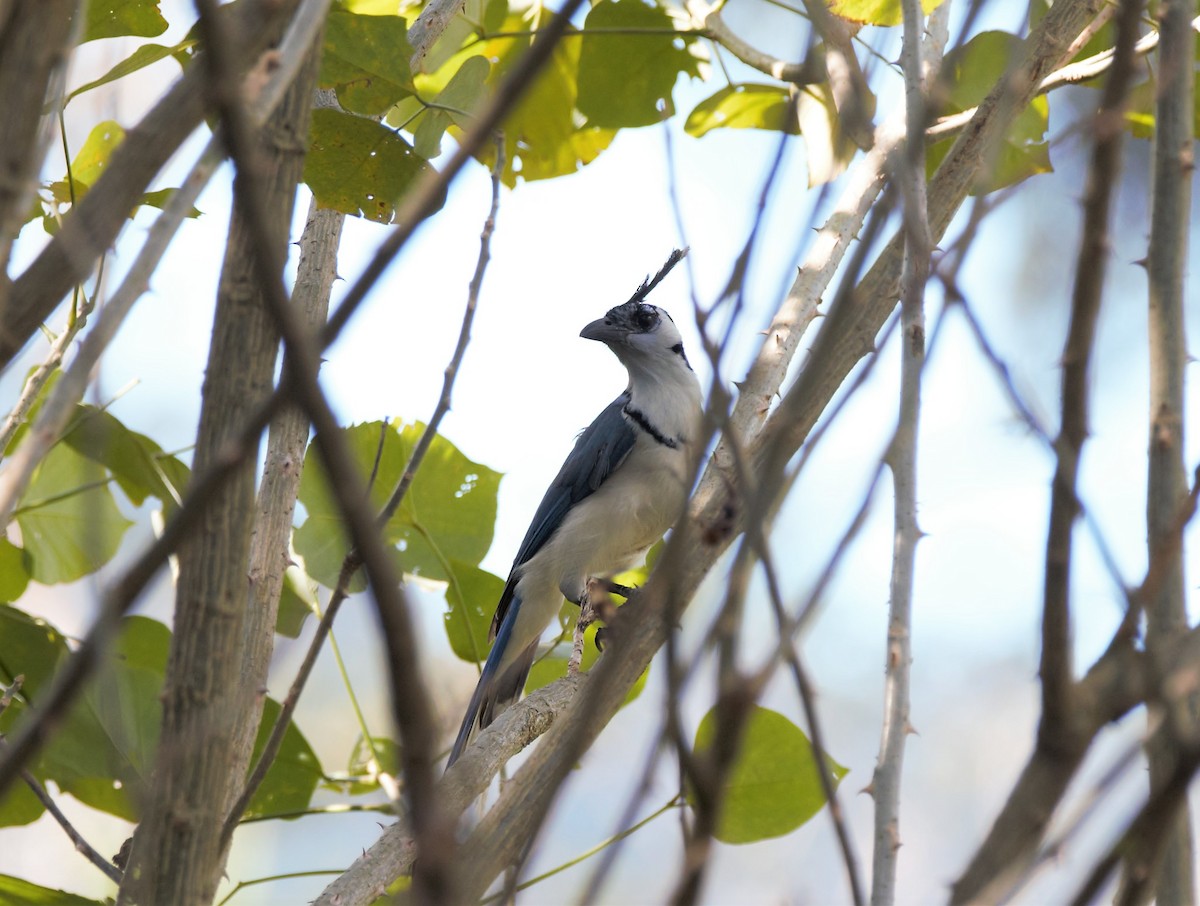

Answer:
[634,306,659,331]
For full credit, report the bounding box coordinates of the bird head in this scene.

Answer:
[580,301,692,377]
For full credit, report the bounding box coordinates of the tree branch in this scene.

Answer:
[0,0,300,371]
[0,0,75,310]
[1136,0,1196,900]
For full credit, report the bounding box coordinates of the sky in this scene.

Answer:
[4,1,1200,904]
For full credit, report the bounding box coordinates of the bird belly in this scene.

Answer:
[539,442,689,603]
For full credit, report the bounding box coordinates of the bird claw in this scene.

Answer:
[600,579,636,599]
[594,626,608,652]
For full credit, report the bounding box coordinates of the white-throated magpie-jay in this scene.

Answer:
[447,268,702,767]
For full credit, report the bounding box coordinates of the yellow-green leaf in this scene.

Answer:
[14,444,132,585]
[72,121,126,189]
[303,108,438,223]
[576,0,707,128]
[320,9,415,116]
[688,704,847,844]
[830,0,944,26]
[685,84,801,137]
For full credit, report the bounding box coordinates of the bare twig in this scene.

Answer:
[870,0,935,899]
[0,677,121,884]
[1039,0,1142,750]
[18,765,123,884]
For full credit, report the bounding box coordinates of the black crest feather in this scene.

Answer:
[625,247,688,307]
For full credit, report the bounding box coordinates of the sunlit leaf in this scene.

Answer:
[434,7,616,185]
[304,108,439,223]
[140,187,203,218]
[66,40,195,103]
[411,55,491,159]
[576,0,706,128]
[685,84,801,138]
[688,705,847,844]
[0,875,106,905]
[321,9,415,116]
[525,616,648,706]
[0,606,68,826]
[14,444,132,585]
[829,0,944,26]
[345,733,402,794]
[796,82,859,187]
[277,564,318,638]
[71,121,126,189]
[36,617,169,820]
[82,0,168,42]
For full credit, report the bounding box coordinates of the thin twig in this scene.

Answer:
[870,0,935,901]
[1039,0,1142,746]
[0,677,121,884]
[18,766,123,884]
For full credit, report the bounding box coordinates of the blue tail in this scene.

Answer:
[446,593,538,767]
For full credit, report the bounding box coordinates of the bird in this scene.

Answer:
[446,253,703,767]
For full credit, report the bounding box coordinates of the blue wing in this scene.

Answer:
[446,395,637,767]
[490,394,636,634]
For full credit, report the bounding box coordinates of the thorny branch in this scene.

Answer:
[225,133,506,847]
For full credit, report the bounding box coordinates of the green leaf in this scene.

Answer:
[277,564,318,638]
[71,121,126,189]
[0,607,69,826]
[66,40,195,104]
[411,54,491,159]
[685,84,801,138]
[576,0,706,128]
[245,697,323,818]
[0,875,107,905]
[688,705,847,844]
[14,444,133,585]
[829,0,944,26]
[444,560,503,663]
[0,605,69,698]
[39,617,172,820]
[346,733,401,791]
[321,9,415,117]
[1123,68,1200,141]
[295,421,501,589]
[304,108,440,223]
[926,31,1051,192]
[0,538,30,603]
[0,781,45,827]
[441,8,616,185]
[140,187,203,218]
[82,0,168,42]
[61,404,190,512]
